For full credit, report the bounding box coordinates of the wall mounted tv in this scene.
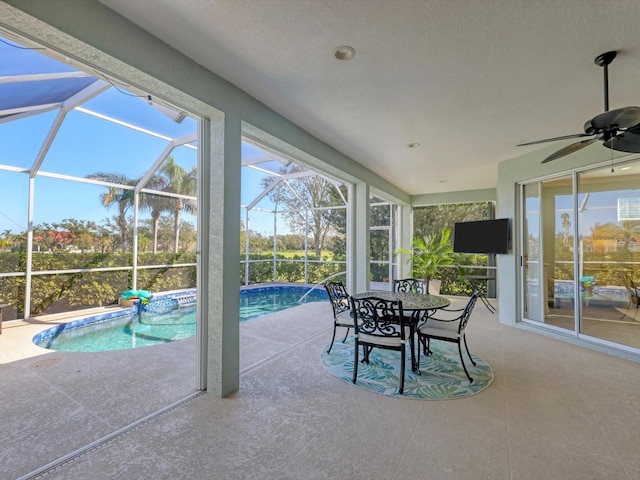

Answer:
[453,218,511,254]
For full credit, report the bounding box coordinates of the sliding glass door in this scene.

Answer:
[576,165,640,347]
[521,176,575,331]
[520,159,640,351]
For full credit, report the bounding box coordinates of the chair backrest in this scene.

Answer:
[324,282,350,318]
[458,290,479,332]
[350,296,407,341]
[394,278,428,294]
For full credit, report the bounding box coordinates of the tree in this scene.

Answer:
[86,172,138,252]
[261,165,344,260]
[161,157,197,253]
[139,175,172,254]
[561,213,571,245]
[413,202,489,238]
[618,220,640,253]
[589,220,640,254]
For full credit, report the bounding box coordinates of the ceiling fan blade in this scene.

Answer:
[517,133,591,147]
[591,106,640,129]
[541,138,598,164]
[603,132,640,153]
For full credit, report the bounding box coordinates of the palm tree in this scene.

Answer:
[160,157,197,253]
[86,172,138,252]
[139,175,171,254]
[561,213,571,245]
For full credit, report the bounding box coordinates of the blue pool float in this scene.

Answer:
[121,289,153,300]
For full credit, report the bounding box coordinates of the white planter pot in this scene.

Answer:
[428,279,442,295]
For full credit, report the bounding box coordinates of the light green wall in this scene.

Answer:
[412,188,496,206]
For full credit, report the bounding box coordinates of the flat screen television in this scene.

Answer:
[453,218,510,254]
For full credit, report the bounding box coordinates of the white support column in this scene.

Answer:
[397,203,413,279]
[132,193,139,289]
[346,183,355,294]
[204,113,241,397]
[24,176,35,318]
[273,210,277,282]
[304,207,309,283]
[352,182,370,294]
[244,209,250,286]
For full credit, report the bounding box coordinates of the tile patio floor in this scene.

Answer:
[1,297,639,479]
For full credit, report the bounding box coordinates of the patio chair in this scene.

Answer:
[394,278,428,294]
[324,282,353,353]
[350,295,410,394]
[416,290,479,383]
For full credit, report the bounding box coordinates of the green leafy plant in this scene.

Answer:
[394,229,454,281]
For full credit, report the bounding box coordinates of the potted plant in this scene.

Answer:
[394,229,454,294]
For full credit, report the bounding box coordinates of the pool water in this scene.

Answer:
[239,286,327,321]
[39,308,197,352]
[35,286,327,352]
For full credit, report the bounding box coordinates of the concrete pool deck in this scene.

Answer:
[0,299,335,479]
[3,297,640,479]
[0,304,134,363]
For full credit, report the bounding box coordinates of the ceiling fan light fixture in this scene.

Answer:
[333,45,355,61]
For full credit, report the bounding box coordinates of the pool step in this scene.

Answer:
[174,294,197,307]
[143,294,196,314]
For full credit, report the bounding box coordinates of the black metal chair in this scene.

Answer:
[416,290,479,383]
[394,278,428,294]
[350,296,410,394]
[324,282,353,353]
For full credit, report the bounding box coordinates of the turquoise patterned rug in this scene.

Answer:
[320,337,493,399]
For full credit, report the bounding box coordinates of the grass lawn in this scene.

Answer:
[277,250,334,260]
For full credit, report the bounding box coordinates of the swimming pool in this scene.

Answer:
[34,285,327,352]
[240,285,328,320]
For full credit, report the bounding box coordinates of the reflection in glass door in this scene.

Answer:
[522,176,575,331]
[521,159,640,351]
[576,164,640,348]
[522,183,543,321]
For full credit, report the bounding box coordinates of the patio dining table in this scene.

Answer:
[352,291,451,373]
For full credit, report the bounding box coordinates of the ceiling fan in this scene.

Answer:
[517,51,640,164]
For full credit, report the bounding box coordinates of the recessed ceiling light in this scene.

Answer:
[439,180,447,183]
[620,166,631,171]
[333,45,355,61]
[408,143,420,149]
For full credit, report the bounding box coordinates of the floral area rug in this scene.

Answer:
[320,337,493,399]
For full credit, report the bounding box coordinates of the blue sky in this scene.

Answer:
[0,34,283,236]
[0,98,199,233]
[0,107,280,234]
[0,34,349,239]
[525,185,640,240]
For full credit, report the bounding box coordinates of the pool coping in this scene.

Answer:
[0,284,325,362]
[0,289,196,363]
[32,289,198,347]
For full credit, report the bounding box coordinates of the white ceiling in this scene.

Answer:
[99,0,640,195]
